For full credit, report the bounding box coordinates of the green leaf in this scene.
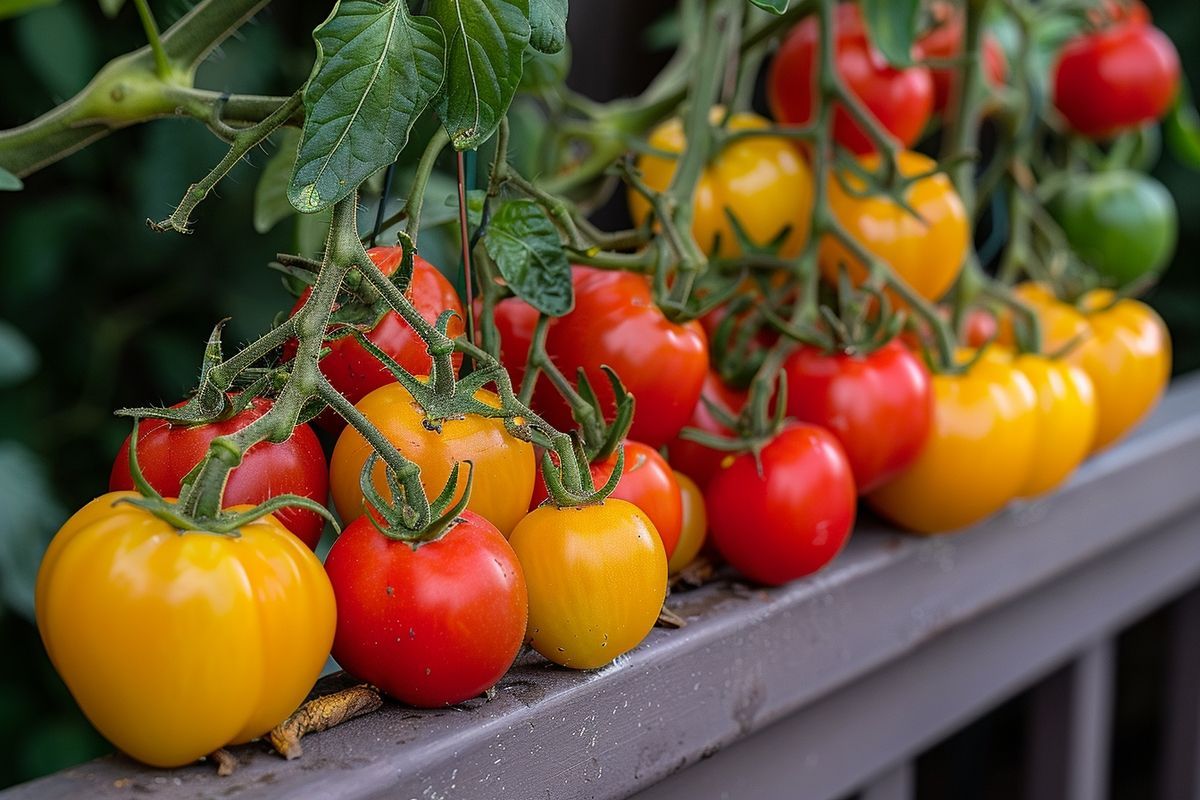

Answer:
[861,0,919,67]
[747,0,788,13]
[289,0,446,213]
[255,129,301,233]
[429,0,532,150]
[97,0,125,17]
[0,443,64,620]
[484,199,572,316]
[0,0,57,21]
[0,167,21,191]
[528,0,567,54]
[519,42,570,91]
[296,206,334,259]
[1166,85,1200,171]
[0,321,37,387]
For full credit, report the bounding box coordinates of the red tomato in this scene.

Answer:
[916,4,1008,113]
[285,247,465,430]
[495,267,709,448]
[705,424,856,586]
[1053,17,1180,139]
[768,2,934,155]
[531,441,682,559]
[664,371,747,490]
[109,397,329,549]
[324,511,527,707]
[783,341,932,494]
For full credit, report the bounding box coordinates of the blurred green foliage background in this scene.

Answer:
[0,0,1195,788]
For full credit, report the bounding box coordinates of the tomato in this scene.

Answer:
[496,267,709,449]
[1049,171,1177,286]
[324,511,526,707]
[1011,352,1097,498]
[285,246,465,430]
[868,349,1038,533]
[509,500,667,669]
[1076,290,1171,452]
[664,371,746,490]
[916,3,1008,113]
[783,340,932,493]
[668,472,707,575]
[329,381,535,537]
[1053,17,1180,139]
[768,3,934,155]
[628,109,814,257]
[996,282,1091,353]
[531,441,682,559]
[706,424,856,586]
[109,397,328,549]
[822,150,969,303]
[35,493,334,767]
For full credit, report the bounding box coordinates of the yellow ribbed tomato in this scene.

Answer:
[628,109,813,258]
[822,150,968,302]
[867,349,1037,533]
[35,493,334,768]
[1011,352,1097,498]
[1076,290,1171,452]
[668,471,707,575]
[330,381,535,536]
[509,499,667,669]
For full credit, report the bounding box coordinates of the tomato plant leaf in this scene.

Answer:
[528,0,567,54]
[519,42,570,92]
[0,443,63,620]
[484,199,572,316]
[1166,87,1200,172]
[288,0,446,213]
[428,0,532,150]
[0,0,57,21]
[861,0,919,67]
[746,0,788,14]
[255,129,300,233]
[97,0,124,17]
[0,166,21,191]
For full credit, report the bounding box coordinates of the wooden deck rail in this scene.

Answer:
[6,374,1200,800]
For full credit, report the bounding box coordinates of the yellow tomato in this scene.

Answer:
[35,493,334,768]
[668,471,707,575]
[867,349,1038,533]
[628,109,814,257]
[330,381,535,536]
[509,500,667,669]
[822,150,969,303]
[1011,353,1097,498]
[1076,290,1171,452]
[996,282,1091,353]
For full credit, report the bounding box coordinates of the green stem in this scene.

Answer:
[942,0,990,213]
[133,0,171,79]
[405,127,451,242]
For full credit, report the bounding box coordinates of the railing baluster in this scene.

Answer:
[860,763,914,800]
[1160,586,1200,800]
[1026,639,1115,800]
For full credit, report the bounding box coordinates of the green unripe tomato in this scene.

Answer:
[1050,170,1177,286]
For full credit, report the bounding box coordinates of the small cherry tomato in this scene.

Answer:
[868,349,1038,533]
[324,511,527,707]
[1011,352,1097,498]
[996,282,1091,353]
[109,397,329,549]
[628,109,814,257]
[509,500,667,669]
[329,381,535,537]
[36,494,334,767]
[531,441,682,559]
[669,472,708,576]
[664,371,747,490]
[783,340,933,493]
[822,150,969,303]
[916,3,1009,113]
[768,2,934,154]
[706,424,857,586]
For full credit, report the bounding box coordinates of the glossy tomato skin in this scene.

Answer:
[36,493,334,767]
[329,381,535,537]
[664,371,747,490]
[822,151,969,303]
[996,282,1091,353]
[783,341,933,494]
[531,441,682,559]
[669,472,707,575]
[109,397,328,549]
[768,3,934,154]
[628,110,814,257]
[868,349,1038,533]
[1053,18,1180,139]
[496,267,709,449]
[509,500,667,669]
[1011,352,1097,498]
[286,247,465,430]
[324,511,527,707]
[706,424,856,586]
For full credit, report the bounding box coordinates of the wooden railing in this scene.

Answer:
[6,374,1200,800]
